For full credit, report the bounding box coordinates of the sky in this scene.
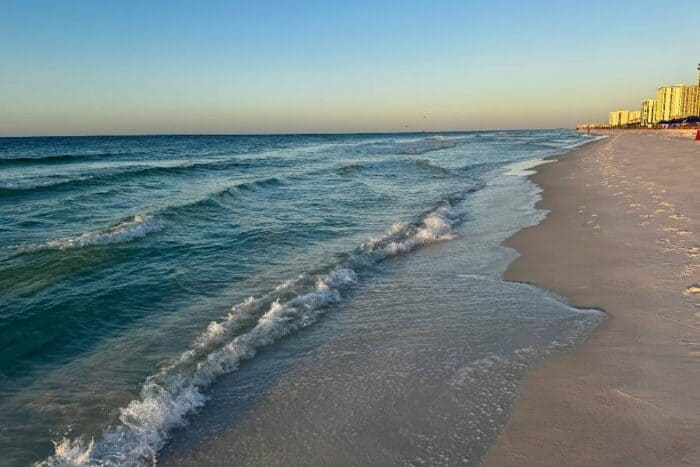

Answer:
[1,1,698,136]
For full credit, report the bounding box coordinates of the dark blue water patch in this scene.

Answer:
[0,243,247,378]
[0,134,325,162]
[0,151,152,167]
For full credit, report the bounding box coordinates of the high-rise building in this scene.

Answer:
[656,84,700,122]
[628,111,641,125]
[640,99,658,126]
[609,110,630,127]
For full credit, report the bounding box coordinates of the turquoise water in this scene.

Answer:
[0,131,602,465]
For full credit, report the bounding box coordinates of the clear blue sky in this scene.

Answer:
[1,1,698,136]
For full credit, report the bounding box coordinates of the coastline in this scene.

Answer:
[484,131,700,465]
[10,131,600,466]
[156,132,605,466]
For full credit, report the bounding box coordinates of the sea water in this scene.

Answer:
[0,131,603,466]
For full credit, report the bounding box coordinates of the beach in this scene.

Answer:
[485,131,700,466]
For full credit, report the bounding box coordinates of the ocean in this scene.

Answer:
[0,131,604,466]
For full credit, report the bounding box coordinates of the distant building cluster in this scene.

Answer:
[578,64,700,130]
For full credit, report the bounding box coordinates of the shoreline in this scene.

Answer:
[484,131,700,465]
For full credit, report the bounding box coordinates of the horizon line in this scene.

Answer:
[0,127,570,139]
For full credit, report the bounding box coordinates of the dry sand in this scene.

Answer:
[484,131,700,466]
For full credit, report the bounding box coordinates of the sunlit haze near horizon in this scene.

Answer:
[1,0,698,136]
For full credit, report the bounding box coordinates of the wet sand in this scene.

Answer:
[485,131,700,466]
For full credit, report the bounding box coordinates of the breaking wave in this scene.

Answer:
[0,177,94,196]
[39,188,474,466]
[162,177,282,216]
[34,215,162,251]
[14,177,282,253]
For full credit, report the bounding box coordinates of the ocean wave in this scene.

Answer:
[229,176,281,191]
[0,177,94,196]
[112,159,252,178]
[336,159,454,177]
[39,189,475,466]
[33,215,162,251]
[15,177,282,253]
[1,136,461,198]
[412,159,454,175]
[164,177,283,215]
[395,136,459,155]
[341,135,462,157]
[359,201,460,257]
[0,160,253,197]
[336,163,363,175]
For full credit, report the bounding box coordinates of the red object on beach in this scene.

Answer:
[696,130,700,141]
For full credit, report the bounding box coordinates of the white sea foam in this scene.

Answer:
[40,215,160,250]
[40,266,358,466]
[504,134,608,178]
[273,274,305,292]
[360,222,410,252]
[361,203,459,258]
[39,200,464,467]
[383,205,457,255]
[505,159,554,177]
[0,175,93,192]
[562,133,608,149]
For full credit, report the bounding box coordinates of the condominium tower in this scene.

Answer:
[641,99,657,126]
[609,110,630,127]
[655,84,700,122]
